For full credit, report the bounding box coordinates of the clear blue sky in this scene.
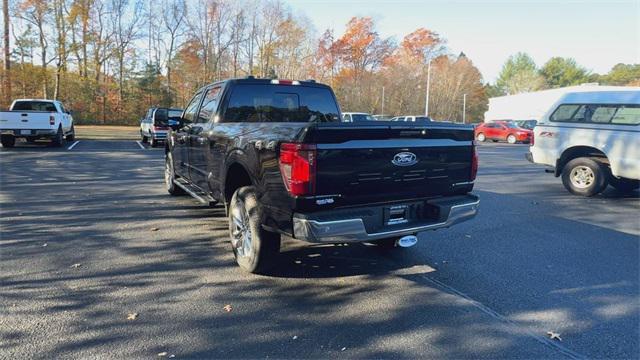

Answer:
[284,0,640,83]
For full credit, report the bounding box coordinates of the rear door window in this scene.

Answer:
[551,104,640,125]
[223,84,340,123]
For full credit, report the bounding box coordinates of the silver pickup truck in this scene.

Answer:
[0,99,75,148]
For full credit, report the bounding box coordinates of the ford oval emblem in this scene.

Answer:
[392,152,418,166]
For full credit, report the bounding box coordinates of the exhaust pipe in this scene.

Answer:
[396,235,418,248]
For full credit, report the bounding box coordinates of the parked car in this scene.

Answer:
[372,114,393,121]
[390,115,432,122]
[475,121,532,144]
[342,112,376,122]
[164,77,480,273]
[527,90,640,196]
[140,107,183,147]
[514,119,537,130]
[0,99,75,148]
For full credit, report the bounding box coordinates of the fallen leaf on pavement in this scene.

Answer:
[151,227,159,232]
[70,263,82,268]
[292,335,298,340]
[157,352,168,357]
[42,243,48,247]
[547,331,562,341]
[465,234,471,238]
[223,304,233,312]
[341,347,347,351]
[127,313,138,320]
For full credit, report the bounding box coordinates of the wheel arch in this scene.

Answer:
[556,146,608,177]
[224,161,255,209]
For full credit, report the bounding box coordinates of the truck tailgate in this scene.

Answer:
[307,123,475,206]
[0,112,55,130]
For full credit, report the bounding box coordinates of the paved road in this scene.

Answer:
[1,140,638,359]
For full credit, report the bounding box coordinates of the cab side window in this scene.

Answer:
[197,87,222,123]
[183,92,204,123]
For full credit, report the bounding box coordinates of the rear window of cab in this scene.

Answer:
[550,104,640,125]
[223,84,340,123]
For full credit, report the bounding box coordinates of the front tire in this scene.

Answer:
[165,152,185,196]
[561,157,608,197]
[150,136,157,148]
[476,133,486,142]
[507,134,517,144]
[229,186,280,274]
[1,135,15,148]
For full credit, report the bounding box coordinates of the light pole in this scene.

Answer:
[462,93,467,124]
[425,59,431,117]
[381,86,385,115]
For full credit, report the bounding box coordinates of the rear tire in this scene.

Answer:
[229,186,280,274]
[51,127,64,147]
[609,177,640,193]
[150,136,157,148]
[165,152,185,196]
[1,135,15,148]
[561,157,608,197]
[476,133,486,142]
[507,134,517,144]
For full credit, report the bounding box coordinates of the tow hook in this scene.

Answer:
[396,235,418,248]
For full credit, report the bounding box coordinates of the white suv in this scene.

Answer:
[528,90,640,196]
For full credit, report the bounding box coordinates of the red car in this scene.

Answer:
[474,121,533,144]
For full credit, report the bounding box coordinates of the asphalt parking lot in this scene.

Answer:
[1,139,638,359]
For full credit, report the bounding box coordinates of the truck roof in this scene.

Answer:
[198,77,330,93]
[13,99,59,103]
[559,90,640,105]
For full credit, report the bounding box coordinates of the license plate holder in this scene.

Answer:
[20,130,31,135]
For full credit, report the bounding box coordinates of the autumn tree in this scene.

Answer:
[3,0,11,107]
[16,0,52,98]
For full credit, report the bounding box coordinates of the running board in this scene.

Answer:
[174,178,217,206]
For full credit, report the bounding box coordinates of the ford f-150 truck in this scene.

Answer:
[164,77,480,273]
[0,99,75,148]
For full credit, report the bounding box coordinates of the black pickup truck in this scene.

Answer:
[163,77,479,273]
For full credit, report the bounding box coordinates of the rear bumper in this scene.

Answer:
[1,129,56,137]
[292,194,479,243]
[525,151,534,163]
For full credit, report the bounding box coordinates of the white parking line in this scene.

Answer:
[67,141,80,150]
[135,141,145,150]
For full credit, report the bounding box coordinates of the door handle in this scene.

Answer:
[197,137,208,145]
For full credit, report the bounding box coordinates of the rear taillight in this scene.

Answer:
[279,143,316,196]
[470,145,478,181]
[530,131,535,146]
[49,115,55,125]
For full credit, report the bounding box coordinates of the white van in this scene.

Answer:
[527,90,640,196]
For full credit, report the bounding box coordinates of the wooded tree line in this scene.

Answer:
[3,1,636,124]
[0,0,489,123]
[488,52,640,97]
